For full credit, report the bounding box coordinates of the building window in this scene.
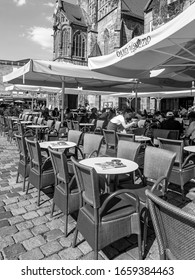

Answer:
[104,28,109,55]
[72,31,86,59]
[132,26,142,38]
[62,28,70,57]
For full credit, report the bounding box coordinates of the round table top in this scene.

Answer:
[79,123,95,126]
[135,135,151,142]
[20,121,33,124]
[26,125,48,129]
[40,141,76,150]
[184,146,195,153]
[79,157,138,175]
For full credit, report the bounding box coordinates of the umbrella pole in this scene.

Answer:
[61,80,65,124]
[135,88,138,114]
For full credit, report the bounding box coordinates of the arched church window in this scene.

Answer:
[132,26,142,38]
[104,28,109,55]
[72,31,86,59]
[62,28,70,57]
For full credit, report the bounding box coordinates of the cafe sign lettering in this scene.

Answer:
[116,36,151,59]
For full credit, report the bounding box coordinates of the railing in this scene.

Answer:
[150,0,195,31]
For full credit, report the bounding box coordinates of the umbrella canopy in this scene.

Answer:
[88,2,195,89]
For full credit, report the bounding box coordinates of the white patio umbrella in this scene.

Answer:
[3,59,137,122]
[89,2,195,88]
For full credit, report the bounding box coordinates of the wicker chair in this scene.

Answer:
[158,137,195,199]
[116,132,135,142]
[65,130,83,159]
[72,121,80,131]
[71,156,142,260]
[15,134,30,192]
[48,148,80,236]
[119,146,176,255]
[103,129,118,156]
[94,120,104,135]
[66,120,73,131]
[146,189,195,259]
[25,138,55,206]
[44,121,61,141]
[7,118,18,142]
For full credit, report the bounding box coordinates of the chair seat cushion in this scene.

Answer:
[81,193,136,222]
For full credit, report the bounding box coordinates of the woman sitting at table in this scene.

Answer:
[107,107,135,132]
[184,111,195,145]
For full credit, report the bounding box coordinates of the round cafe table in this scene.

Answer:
[79,157,138,175]
[39,140,76,150]
[184,146,195,153]
[80,157,138,192]
[26,124,48,138]
[79,123,95,132]
[135,135,151,142]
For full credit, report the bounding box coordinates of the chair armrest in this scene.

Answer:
[182,153,195,168]
[151,175,168,192]
[100,189,140,217]
[75,146,84,159]
[137,168,147,186]
[41,156,52,171]
[88,150,98,158]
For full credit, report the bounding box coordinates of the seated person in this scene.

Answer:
[161,111,183,137]
[185,111,195,143]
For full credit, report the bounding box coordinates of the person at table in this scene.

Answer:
[64,107,73,120]
[184,111,195,144]
[52,107,59,118]
[107,107,135,132]
[161,111,183,136]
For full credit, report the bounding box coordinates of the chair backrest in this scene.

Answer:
[96,120,104,129]
[117,140,141,162]
[15,134,28,163]
[158,137,183,165]
[71,156,100,208]
[67,130,83,145]
[17,122,25,136]
[33,116,38,124]
[54,121,61,132]
[143,146,176,182]
[37,117,44,125]
[83,133,103,157]
[116,132,135,142]
[25,138,42,172]
[24,114,28,121]
[103,129,117,147]
[72,121,80,131]
[133,127,146,135]
[27,115,33,121]
[153,129,170,146]
[47,119,54,129]
[48,147,69,186]
[168,130,179,140]
[66,120,73,130]
[146,189,195,259]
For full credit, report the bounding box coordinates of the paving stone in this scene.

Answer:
[36,207,51,216]
[22,211,39,220]
[0,206,5,212]
[3,243,26,260]
[13,229,33,243]
[0,225,18,238]
[0,201,5,207]
[23,235,46,250]
[112,238,131,252]
[114,252,134,260]
[17,200,31,207]
[78,241,93,255]
[31,224,50,236]
[32,215,48,226]
[46,219,64,230]
[8,215,24,225]
[6,192,20,198]
[80,251,104,260]
[44,254,61,260]
[58,235,73,248]
[0,210,12,220]
[11,207,27,216]
[4,203,19,211]
[19,248,44,260]
[40,240,63,256]
[43,229,64,242]
[16,221,34,231]
[0,219,10,228]
[25,204,39,212]
[59,247,83,260]
[0,236,15,250]
[3,197,19,205]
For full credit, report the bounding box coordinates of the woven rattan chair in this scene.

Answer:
[66,120,73,131]
[71,156,142,260]
[7,118,18,143]
[116,132,135,142]
[94,120,104,135]
[25,138,55,206]
[15,134,30,192]
[65,130,83,159]
[48,148,80,236]
[45,121,61,141]
[103,129,117,156]
[119,146,176,255]
[146,189,195,259]
[158,137,195,199]
[72,121,80,131]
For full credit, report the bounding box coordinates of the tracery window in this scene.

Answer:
[72,31,86,59]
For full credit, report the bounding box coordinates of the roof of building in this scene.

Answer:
[122,0,149,20]
[61,1,87,27]
[144,0,155,12]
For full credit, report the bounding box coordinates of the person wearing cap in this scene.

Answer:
[161,111,183,136]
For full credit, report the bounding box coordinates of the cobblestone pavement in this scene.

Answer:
[0,134,195,260]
